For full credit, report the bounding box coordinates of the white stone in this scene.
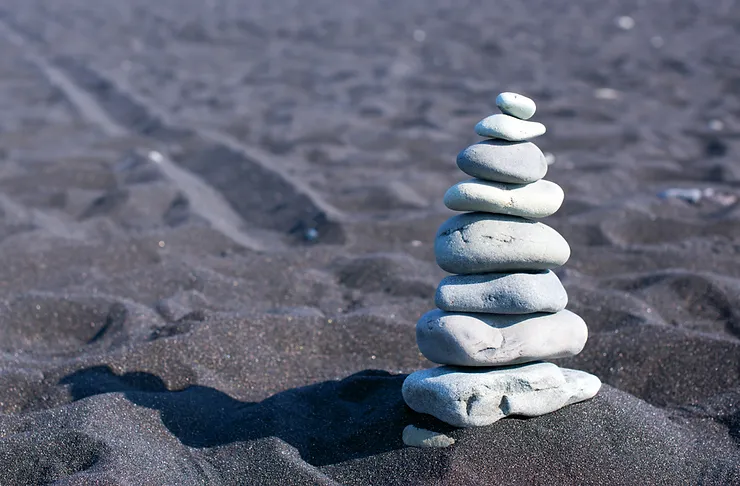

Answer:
[496,92,536,120]
[457,140,547,184]
[435,270,567,314]
[416,309,588,366]
[443,179,564,219]
[616,16,635,30]
[402,425,455,448]
[708,119,724,131]
[475,114,546,141]
[435,213,570,274]
[402,362,601,427]
[594,88,620,100]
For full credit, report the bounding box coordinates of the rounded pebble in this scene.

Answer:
[416,309,587,366]
[402,425,455,448]
[435,270,567,314]
[496,92,536,120]
[435,213,570,274]
[443,179,564,219]
[402,362,601,427]
[475,114,546,141]
[456,140,547,184]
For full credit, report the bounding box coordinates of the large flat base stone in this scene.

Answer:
[402,362,601,427]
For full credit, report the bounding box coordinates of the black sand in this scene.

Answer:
[0,1,738,484]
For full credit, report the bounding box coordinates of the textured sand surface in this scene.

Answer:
[0,1,738,484]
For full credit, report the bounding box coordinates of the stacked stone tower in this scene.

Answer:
[402,93,600,427]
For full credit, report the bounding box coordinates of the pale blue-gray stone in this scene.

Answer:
[496,92,536,120]
[475,114,546,141]
[435,270,567,314]
[443,179,564,219]
[456,140,547,184]
[402,425,455,448]
[416,309,587,366]
[402,362,601,427]
[435,213,570,274]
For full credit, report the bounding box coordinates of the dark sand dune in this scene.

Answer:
[0,0,738,484]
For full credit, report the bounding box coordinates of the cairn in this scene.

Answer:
[402,92,600,427]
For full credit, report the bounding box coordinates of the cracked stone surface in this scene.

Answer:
[402,362,601,427]
[416,309,588,366]
[435,213,571,274]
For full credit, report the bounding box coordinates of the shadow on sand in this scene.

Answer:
[59,366,451,467]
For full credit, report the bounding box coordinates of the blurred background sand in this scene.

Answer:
[0,1,738,484]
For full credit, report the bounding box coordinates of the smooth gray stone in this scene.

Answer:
[435,213,570,274]
[435,270,567,314]
[456,140,547,184]
[402,362,601,427]
[416,309,587,366]
[496,92,536,120]
[475,114,546,141]
[443,179,564,219]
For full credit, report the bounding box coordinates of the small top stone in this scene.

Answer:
[496,92,537,120]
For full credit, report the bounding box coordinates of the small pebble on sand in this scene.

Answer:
[616,16,635,30]
[708,119,724,131]
[594,88,620,100]
[402,425,455,448]
[658,188,703,204]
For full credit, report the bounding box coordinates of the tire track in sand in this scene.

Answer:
[0,17,345,247]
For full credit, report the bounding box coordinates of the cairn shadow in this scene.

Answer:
[59,366,448,467]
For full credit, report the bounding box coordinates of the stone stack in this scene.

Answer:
[402,92,601,428]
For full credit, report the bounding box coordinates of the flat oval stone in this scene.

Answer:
[402,362,601,427]
[443,179,564,219]
[416,309,587,366]
[496,92,536,120]
[435,270,567,314]
[435,213,570,274]
[456,140,547,184]
[475,114,546,141]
